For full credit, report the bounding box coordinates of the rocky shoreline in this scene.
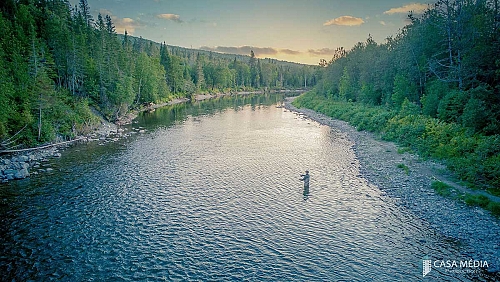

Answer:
[0,102,156,183]
[284,97,500,275]
[0,147,63,181]
[0,121,122,183]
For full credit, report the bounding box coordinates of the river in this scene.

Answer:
[0,94,482,281]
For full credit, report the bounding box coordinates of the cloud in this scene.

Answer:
[307,48,338,56]
[98,9,144,34]
[199,46,303,57]
[281,49,301,55]
[384,3,429,15]
[156,13,183,23]
[379,21,387,26]
[200,46,277,56]
[323,16,365,26]
[117,18,144,34]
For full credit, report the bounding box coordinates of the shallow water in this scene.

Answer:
[0,95,478,281]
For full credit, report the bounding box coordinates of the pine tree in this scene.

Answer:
[78,0,92,28]
[257,59,263,88]
[195,53,205,91]
[249,50,257,88]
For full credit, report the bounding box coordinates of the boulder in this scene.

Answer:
[4,169,16,176]
[19,155,29,162]
[14,168,29,179]
[5,173,15,180]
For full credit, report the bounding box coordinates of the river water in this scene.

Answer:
[0,94,480,281]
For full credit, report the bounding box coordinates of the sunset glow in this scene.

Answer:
[71,0,432,65]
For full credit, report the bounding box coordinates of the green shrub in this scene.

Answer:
[421,80,448,118]
[438,89,468,123]
[464,194,490,208]
[462,98,489,133]
[483,155,500,189]
[431,181,453,197]
[397,147,412,154]
[400,99,421,116]
[462,194,500,217]
[369,110,394,132]
[487,201,500,216]
[418,118,460,159]
[384,114,426,148]
[397,163,410,175]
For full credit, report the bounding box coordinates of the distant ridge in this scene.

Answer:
[118,34,311,67]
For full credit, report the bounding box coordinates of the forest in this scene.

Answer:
[0,0,317,148]
[294,0,500,192]
[1,0,498,192]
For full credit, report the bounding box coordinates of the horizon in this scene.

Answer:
[69,0,434,65]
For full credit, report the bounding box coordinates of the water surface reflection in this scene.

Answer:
[0,94,472,281]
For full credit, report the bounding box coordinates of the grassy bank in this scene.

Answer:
[431,181,500,216]
[293,91,500,196]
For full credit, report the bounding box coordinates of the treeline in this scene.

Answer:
[0,0,317,147]
[299,0,500,190]
[155,43,319,92]
[318,0,499,133]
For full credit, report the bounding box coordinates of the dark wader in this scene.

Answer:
[300,173,310,196]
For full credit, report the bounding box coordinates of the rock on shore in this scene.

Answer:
[0,148,61,182]
[0,115,122,183]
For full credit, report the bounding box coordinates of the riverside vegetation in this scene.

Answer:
[0,0,317,150]
[293,0,500,213]
[293,94,500,216]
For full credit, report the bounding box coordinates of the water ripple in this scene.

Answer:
[0,103,473,281]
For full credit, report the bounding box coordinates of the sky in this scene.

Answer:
[69,0,433,65]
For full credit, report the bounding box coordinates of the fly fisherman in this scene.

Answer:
[299,170,310,189]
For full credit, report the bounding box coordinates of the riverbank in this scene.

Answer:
[0,100,187,182]
[0,90,306,183]
[284,97,500,274]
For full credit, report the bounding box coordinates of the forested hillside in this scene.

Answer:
[0,0,317,148]
[295,0,500,190]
